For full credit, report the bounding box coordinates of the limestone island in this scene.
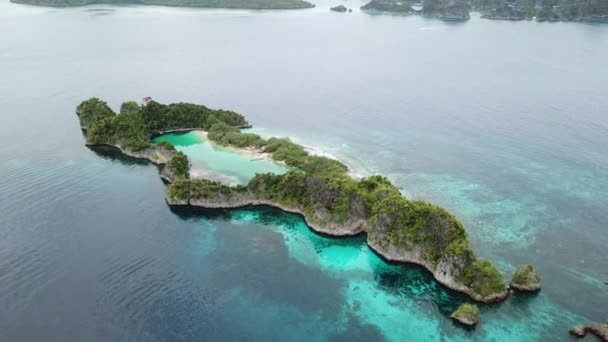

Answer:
[10,0,314,9]
[570,321,608,341]
[510,264,542,292]
[76,97,513,303]
[360,0,608,22]
[450,303,480,326]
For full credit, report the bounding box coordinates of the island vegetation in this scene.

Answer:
[10,0,314,9]
[361,0,415,14]
[450,303,480,326]
[76,97,248,181]
[510,264,542,291]
[75,97,545,306]
[360,0,608,22]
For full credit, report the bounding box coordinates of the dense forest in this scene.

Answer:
[361,0,608,21]
[77,98,249,152]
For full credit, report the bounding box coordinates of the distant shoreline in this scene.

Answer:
[9,0,315,10]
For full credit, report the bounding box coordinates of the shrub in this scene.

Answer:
[168,151,190,179]
[167,179,190,200]
[77,98,115,127]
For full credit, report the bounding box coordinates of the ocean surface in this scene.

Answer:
[1,0,607,340]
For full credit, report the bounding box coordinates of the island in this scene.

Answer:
[570,321,608,341]
[510,264,542,292]
[360,0,608,22]
[10,0,314,9]
[330,4,348,12]
[76,97,520,304]
[450,303,480,326]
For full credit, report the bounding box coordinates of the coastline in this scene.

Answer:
[93,129,508,303]
[165,192,509,303]
[9,0,315,9]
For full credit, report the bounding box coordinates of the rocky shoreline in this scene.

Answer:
[570,322,608,341]
[166,191,367,236]
[165,188,509,303]
[85,129,509,303]
[87,124,507,304]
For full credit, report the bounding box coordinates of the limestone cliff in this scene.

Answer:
[165,175,509,303]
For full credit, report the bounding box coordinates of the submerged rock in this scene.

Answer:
[569,321,608,341]
[510,264,542,292]
[330,4,348,12]
[450,303,479,326]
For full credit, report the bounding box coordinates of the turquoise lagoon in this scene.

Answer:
[153,131,289,184]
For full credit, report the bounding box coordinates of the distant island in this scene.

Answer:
[10,0,314,9]
[76,97,545,309]
[361,0,608,22]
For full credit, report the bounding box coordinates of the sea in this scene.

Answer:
[1,1,607,340]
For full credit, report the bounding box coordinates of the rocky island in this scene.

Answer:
[330,4,349,12]
[450,303,480,326]
[570,321,608,341]
[76,97,539,305]
[10,0,314,9]
[510,264,542,291]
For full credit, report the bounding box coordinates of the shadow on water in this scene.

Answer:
[88,145,159,167]
[169,204,494,327]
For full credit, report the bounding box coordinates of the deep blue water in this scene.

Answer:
[1,1,607,340]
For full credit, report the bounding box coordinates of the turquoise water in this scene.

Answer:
[153,131,289,184]
[0,1,607,340]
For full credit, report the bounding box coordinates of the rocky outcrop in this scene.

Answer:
[570,322,608,341]
[510,264,542,292]
[330,4,348,12]
[177,191,368,236]
[450,303,479,326]
[367,239,507,302]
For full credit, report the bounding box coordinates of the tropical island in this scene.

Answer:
[360,0,608,22]
[451,303,480,326]
[76,97,543,308]
[10,0,314,9]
